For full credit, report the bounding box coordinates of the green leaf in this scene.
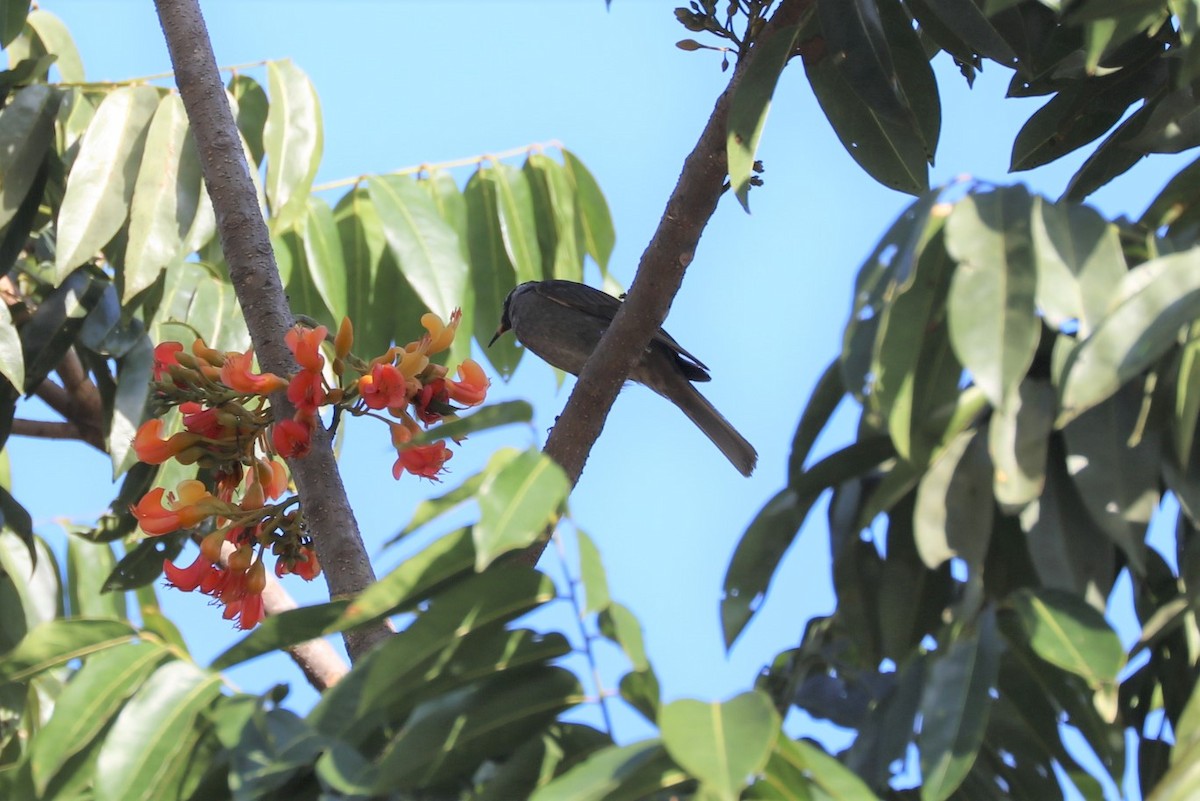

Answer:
[334,186,396,360]
[371,665,583,791]
[1030,196,1127,337]
[0,302,21,402]
[465,167,520,376]
[914,426,993,571]
[524,153,583,281]
[491,161,543,283]
[1058,249,1200,426]
[577,527,611,614]
[918,609,1002,801]
[1175,325,1200,466]
[29,642,165,793]
[209,600,348,671]
[1004,588,1124,695]
[55,85,159,281]
[660,691,779,801]
[229,73,268,166]
[818,0,910,128]
[474,448,570,570]
[0,619,137,684]
[786,359,844,481]
[93,660,222,801]
[26,9,83,82]
[988,378,1055,511]
[727,22,802,211]
[368,173,469,320]
[599,602,650,672]
[529,740,688,801]
[0,530,58,629]
[945,186,1039,408]
[776,735,881,799]
[723,437,896,648]
[907,0,1017,64]
[1141,153,1200,232]
[152,261,249,352]
[562,149,615,273]
[420,169,475,368]
[124,94,204,303]
[66,537,125,620]
[0,84,57,231]
[108,336,154,477]
[0,0,29,48]
[387,473,488,545]
[101,531,186,592]
[263,58,322,232]
[300,194,348,322]
[404,399,534,448]
[337,526,476,629]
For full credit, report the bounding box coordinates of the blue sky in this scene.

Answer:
[13,0,1195,769]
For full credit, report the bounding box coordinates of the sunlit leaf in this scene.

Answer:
[0,619,137,684]
[1004,588,1124,696]
[562,149,615,273]
[660,691,779,801]
[529,740,688,801]
[300,193,348,322]
[264,58,322,232]
[474,448,570,570]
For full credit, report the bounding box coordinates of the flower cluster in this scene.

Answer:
[130,310,488,628]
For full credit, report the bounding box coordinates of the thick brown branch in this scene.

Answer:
[523,0,812,566]
[32,378,106,451]
[11,418,89,442]
[154,0,390,661]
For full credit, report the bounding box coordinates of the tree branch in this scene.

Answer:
[32,377,106,451]
[153,0,390,662]
[521,0,812,566]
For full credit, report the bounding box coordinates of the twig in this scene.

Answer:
[553,532,615,736]
[518,0,813,567]
[10,418,89,442]
[154,0,391,662]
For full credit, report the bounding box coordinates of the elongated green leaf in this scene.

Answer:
[562,149,615,272]
[388,474,487,545]
[334,186,395,359]
[1175,325,1200,466]
[723,437,896,648]
[529,740,688,801]
[337,526,475,629]
[0,530,57,629]
[66,537,124,620]
[94,660,222,801]
[1030,196,1126,338]
[29,642,165,793]
[368,173,468,320]
[404,399,533,448]
[776,735,881,799]
[600,602,650,672]
[988,378,1055,511]
[0,84,56,230]
[27,9,83,82]
[151,261,249,352]
[465,167,520,375]
[491,161,542,283]
[0,0,28,48]
[109,336,154,476]
[0,301,22,392]
[918,610,1002,801]
[728,23,802,211]
[300,194,348,322]
[1005,588,1124,695]
[55,85,159,281]
[0,619,137,684]
[524,153,583,281]
[372,666,583,792]
[264,58,322,232]
[209,600,348,671]
[1058,249,1200,425]
[577,527,611,615]
[909,0,1016,64]
[124,94,197,302]
[229,73,268,166]
[913,426,993,571]
[787,358,844,481]
[474,447,570,570]
[419,169,474,369]
[818,0,908,126]
[945,186,1039,408]
[660,691,779,801]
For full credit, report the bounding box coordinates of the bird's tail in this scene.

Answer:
[666,381,757,477]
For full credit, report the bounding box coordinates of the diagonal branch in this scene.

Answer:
[520,0,813,566]
[544,0,813,480]
[153,0,390,662]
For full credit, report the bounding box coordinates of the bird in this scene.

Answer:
[489,279,757,476]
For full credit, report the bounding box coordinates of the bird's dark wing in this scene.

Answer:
[535,279,711,382]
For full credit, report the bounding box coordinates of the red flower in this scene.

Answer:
[286,325,327,372]
[273,416,313,458]
[392,441,452,480]
[358,363,407,410]
[153,342,184,381]
[287,369,326,414]
[413,379,449,424]
[220,349,288,395]
[163,552,218,593]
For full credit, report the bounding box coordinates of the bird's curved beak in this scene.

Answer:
[487,324,508,348]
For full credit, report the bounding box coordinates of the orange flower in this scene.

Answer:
[220,349,288,395]
[392,441,452,480]
[358,363,407,410]
[164,552,218,593]
[446,359,489,406]
[153,342,184,381]
[273,417,313,458]
[334,317,354,359]
[287,369,326,414]
[131,480,217,535]
[420,309,461,355]
[133,419,201,465]
[286,325,327,372]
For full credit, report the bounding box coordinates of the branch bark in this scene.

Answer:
[154,0,390,662]
[520,0,812,566]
